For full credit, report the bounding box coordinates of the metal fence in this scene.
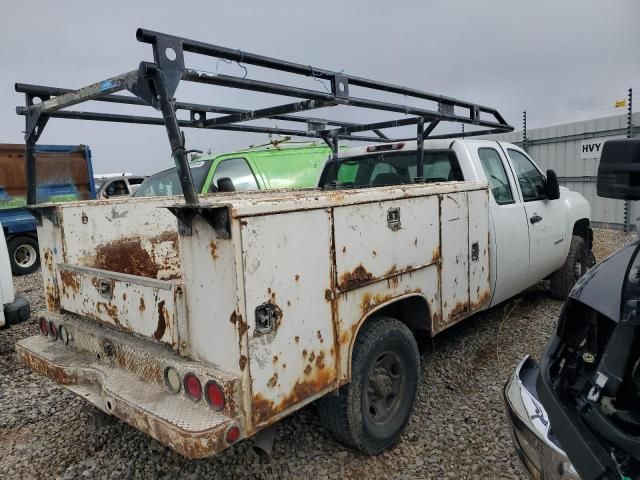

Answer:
[487,112,640,229]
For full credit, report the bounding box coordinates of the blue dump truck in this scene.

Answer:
[0,144,95,275]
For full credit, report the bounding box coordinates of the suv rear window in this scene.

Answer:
[322,150,463,188]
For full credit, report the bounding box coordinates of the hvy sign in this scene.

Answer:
[580,137,622,160]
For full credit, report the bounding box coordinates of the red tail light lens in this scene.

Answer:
[226,426,240,444]
[48,321,58,340]
[205,381,225,411]
[184,373,202,401]
[39,317,49,336]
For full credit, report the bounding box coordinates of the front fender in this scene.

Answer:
[560,187,591,254]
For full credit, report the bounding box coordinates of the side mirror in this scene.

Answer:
[597,138,640,200]
[545,169,560,200]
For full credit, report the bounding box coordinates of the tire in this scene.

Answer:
[317,315,420,454]
[550,235,589,300]
[7,236,40,275]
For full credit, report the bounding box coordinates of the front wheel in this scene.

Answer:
[7,236,40,275]
[317,315,420,454]
[550,235,590,300]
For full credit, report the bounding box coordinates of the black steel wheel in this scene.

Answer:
[317,315,420,454]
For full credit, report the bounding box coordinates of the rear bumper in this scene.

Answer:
[503,356,579,480]
[16,312,243,459]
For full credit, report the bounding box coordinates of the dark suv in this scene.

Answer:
[505,138,640,480]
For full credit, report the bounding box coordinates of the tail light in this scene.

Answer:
[184,373,202,401]
[39,317,49,336]
[48,321,58,340]
[205,381,225,411]
[226,426,240,444]
[58,325,70,345]
[164,367,181,393]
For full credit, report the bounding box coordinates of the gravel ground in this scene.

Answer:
[0,228,633,480]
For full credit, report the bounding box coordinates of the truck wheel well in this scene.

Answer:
[572,218,592,250]
[364,295,431,336]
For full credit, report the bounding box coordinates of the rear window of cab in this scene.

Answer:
[322,150,463,188]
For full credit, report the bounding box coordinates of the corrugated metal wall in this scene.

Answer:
[486,112,640,228]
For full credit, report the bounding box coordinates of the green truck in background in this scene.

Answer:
[135,141,336,197]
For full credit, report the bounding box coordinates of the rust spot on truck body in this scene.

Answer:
[139,297,146,312]
[43,248,54,272]
[95,236,159,278]
[93,231,180,280]
[450,301,468,318]
[209,240,219,260]
[45,283,60,311]
[230,311,247,337]
[153,300,167,340]
[60,269,80,295]
[470,290,491,311]
[338,264,373,291]
[252,366,335,426]
[96,302,119,325]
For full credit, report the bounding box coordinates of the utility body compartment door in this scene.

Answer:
[241,209,336,428]
[334,196,440,291]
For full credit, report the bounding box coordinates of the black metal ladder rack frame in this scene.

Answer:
[16,28,513,208]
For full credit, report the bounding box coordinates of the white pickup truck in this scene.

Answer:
[13,30,592,459]
[16,138,592,457]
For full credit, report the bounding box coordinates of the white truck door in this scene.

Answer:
[476,146,531,306]
[504,147,566,280]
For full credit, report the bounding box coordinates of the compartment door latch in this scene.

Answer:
[387,207,401,231]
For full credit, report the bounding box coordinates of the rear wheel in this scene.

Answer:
[7,236,40,275]
[550,235,589,300]
[317,315,419,454]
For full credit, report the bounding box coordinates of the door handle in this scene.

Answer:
[530,214,543,224]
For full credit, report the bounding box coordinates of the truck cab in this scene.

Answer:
[320,139,593,305]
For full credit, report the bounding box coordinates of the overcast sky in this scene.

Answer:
[1,0,639,175]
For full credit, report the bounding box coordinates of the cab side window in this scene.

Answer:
[211,158,259,191]
[508,149,547,202]
[478,148,514,205]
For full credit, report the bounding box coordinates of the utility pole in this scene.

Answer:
[625,88,633,233]
[522,110,528,152]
